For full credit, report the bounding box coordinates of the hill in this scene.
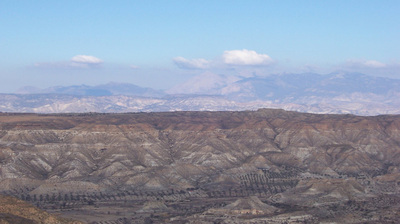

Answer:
[0,109,399,223]
[0,194,82,224]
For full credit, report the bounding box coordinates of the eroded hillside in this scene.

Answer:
[0,109,399,223]
[0,194,82,224]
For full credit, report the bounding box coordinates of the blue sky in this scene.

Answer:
[0,0,399,92]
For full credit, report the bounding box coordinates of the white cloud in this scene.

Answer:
[223,49,273,66]
[71,55,103,65]
[362,60,386,68]
[173,57,210,69]
[33,55,104,69]
[173,50,274,70]
[346,59,386,68]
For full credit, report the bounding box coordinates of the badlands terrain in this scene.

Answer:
[0,109,399,223]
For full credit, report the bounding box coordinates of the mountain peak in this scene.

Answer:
[167,72,241,95]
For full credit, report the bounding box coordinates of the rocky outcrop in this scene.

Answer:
[221,196,278,215]
[273,178,366,206]
[0,194,82,224]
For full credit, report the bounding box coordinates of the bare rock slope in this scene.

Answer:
[0,194,82,224]
[0,109,399,223]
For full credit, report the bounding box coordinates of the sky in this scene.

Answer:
[0,0,399,92]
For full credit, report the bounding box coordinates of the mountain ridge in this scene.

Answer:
[4,72,400,115]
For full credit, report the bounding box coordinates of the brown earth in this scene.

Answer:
[0,194,82,224]
[0,109,399,223]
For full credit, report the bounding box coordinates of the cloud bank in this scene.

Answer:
[222,49,273,66]
[70,55,103,68]
[174,49,274,71]
[334,59,400,78]
[34,55,104,69]
[71,55,103,64]
[346,59,387,69]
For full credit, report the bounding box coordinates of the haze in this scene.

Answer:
[1,0,399,93]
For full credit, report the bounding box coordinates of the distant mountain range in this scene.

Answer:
[3,72,400,115]
[16,82,165,97]
[168,72,400,101]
